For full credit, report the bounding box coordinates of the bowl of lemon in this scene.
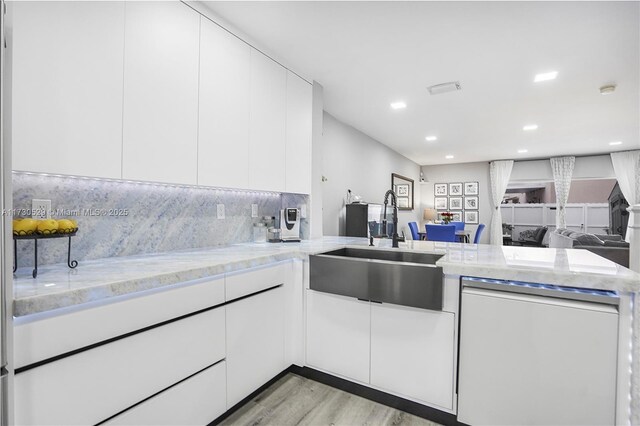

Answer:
[13,218,78,236]
[12,218,39,236]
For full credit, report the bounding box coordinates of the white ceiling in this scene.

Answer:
[201,1,640,166]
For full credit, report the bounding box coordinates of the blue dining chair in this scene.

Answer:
[408,222,420,240]
[473,223,486,244]
[451,221,465,232]
[425,224,457,242]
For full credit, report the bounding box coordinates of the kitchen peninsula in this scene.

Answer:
[11,237,640,426]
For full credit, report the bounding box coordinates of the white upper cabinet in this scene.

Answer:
[12,2,311,192]
[122,2,200,185]
[248,50,287,192]
[12,2,125,179]
[285,72,312,194]
[198,18,250,189]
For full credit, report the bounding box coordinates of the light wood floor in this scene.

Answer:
[220,373,442,426]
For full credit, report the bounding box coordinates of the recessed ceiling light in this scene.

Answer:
[534,71,558,82]
[523,124,538,131]
[518,149,528,153]
[425,136,437,142]
[390,101,406,110]
[600,84,616,95]
[609,141,623,146]
[445,155,454,159]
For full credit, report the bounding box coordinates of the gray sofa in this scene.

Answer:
[549,229,629,268]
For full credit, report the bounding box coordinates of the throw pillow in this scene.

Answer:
[534,227,547,241]
[574,233,605,246]
[519,229,537,240]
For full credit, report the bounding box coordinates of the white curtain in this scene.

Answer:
[489,160,514,245]
[550,156,575,230]
[611,150,640,239]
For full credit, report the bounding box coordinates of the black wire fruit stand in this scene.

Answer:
[13,228,79,278]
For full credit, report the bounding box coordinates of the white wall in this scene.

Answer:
[420,162,491,244]
[322,112,421,237]
[542,179,616,203]
[510,155,615,181]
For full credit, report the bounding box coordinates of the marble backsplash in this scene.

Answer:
[12,172,309,267]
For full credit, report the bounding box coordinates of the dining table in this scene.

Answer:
[418,230,471,243]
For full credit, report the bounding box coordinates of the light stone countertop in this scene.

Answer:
[13,237,640,317]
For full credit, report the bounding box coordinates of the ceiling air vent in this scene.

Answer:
[427,81,462,95]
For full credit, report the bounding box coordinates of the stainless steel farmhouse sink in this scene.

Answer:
[309,248,444,310]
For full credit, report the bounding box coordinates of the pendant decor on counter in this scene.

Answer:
[12,218,79,278]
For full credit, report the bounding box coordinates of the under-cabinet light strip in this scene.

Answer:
[12,171,284,196]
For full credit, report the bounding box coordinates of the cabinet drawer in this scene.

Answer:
[226,286,285,408]
[225,262,287,301]
[15,275,224,369]
[15,307,225,426]
[104,361,227,426]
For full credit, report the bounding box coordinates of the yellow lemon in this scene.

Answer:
[13,218,38,234]
[37,219,58,234]
[57,219,75,232]
[69,219,78,228]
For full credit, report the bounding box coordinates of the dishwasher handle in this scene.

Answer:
[461,277,619,307]
[462,287,618,314]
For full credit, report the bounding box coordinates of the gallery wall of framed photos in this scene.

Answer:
[434,181,479,224]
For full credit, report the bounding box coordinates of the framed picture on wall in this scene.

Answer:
[449,197,463,210]
[464,196,479,210]
[392,173,414,211]
[464,181,479,195]
[464,210,479,224]
[435,183,448,196]
[435,197,448,210]
[396,184,409,197]
[449,183,463,196]
[452,212,462,222]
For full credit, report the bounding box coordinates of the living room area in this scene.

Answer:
[420,152,637,268]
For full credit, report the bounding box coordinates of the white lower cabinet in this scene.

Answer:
[370,303,455,410]
[306,290,456,410]
[226,286,286,409]
[104,361,227,426]
[306,290,370,384]
[13,263,300,425]
[14,308,225,426]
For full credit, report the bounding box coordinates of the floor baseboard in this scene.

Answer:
[291,365,469,426]
[211,364,469,426]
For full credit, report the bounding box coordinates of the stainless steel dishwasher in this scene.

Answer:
[458,277,619,426]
